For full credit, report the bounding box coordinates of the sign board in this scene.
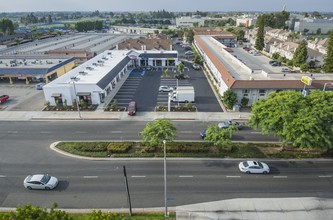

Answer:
[301,76,312,86]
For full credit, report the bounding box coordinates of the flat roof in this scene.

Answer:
[45,49,178,87]
[195,35,333,89]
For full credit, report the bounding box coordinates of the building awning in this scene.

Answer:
[51,93,62,98]
[76,92,91,96]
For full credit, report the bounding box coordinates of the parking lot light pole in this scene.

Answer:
[323,82,333,91]
[163,140,168,217]
[70,77,81,119]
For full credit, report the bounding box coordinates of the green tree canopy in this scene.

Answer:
[222,89,238,110]
[254,17,265,51]
[248,90,333,150]
[205,125,237,147]
[2,203,72,220]
[140,119,176,146]
[323,31,333,73]
[0,18,14,35]
[293,40,308,67]
[177,62,185,74]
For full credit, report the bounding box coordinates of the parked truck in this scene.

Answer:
[169,86,195,103]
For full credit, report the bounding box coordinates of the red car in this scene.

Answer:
[127,101,136,116]
[0,95,9,104]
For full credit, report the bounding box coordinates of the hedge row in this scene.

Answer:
[107,142,133,153]
[71,142,108,152]
[164,142,213,153]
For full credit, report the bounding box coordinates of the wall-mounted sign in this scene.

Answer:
[301,76,312,86]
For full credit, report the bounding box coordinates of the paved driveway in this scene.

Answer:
[0,83,45,111]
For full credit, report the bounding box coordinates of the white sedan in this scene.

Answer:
[238,161,270,174]
[23,174,59,190]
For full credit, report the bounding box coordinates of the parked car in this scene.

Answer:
[281,68,291,72]
[185,51,194,56]
[35,82,45,90]
[192,63,200,70]
[159,85,175,92]
[218,120,243,129]
[127,101,136,116]
[269,61,281,66]
[23,174,58,190]
[184,46,192,51]
[238,161,270,174]
[0,95,9,104]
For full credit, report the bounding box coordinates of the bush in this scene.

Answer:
[72,142,108,152]
[107,142,133,153]
[167,142,212,153]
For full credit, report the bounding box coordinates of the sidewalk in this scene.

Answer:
[0,110,251,121]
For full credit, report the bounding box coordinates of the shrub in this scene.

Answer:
[72,142,108,152]
[167,142,212,153]
[107,142,133,153]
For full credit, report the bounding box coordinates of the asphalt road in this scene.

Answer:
[0,121,332,209]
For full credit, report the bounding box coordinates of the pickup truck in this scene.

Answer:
[0,95,9,104]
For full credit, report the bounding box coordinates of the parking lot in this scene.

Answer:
[111,65,222,112]
[0,83,45,111]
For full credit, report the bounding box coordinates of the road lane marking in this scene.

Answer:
[226,176,241,178]
[318,175,332,178]
[250,132,262,134]
[131,176,146,178]
[83,176,98,178]
[179,175,193,178]
[111,131,122,133]
[179,131,193,134]
[75,131,87,134]
[7,131,18,134]
[273,176,288,178]
[40,131,51,134]
[0,175,6,178]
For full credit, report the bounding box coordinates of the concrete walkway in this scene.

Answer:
[0,110,251,121]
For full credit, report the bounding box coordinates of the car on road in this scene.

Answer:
[269,61,281,66]
[185,51,194,56]
[192,63,200,70]
[218,120,243,129]
[127,101,137,116]
[159,85,175,92]
[281,68,291,72]
[175,74,186,80]
[200,129,207,139]
[23,174,59,190]
[238,161,270,174]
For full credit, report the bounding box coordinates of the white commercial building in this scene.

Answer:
[43,50,178,106]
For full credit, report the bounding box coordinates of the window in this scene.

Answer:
[259,89,266,96]
[242,89,249,97]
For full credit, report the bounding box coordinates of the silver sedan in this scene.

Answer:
[23,174,59,190]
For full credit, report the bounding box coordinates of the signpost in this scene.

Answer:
[301,76,312,97]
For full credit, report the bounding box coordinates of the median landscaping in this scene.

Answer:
[55,141,332,159]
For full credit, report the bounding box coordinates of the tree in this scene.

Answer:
[163,69,170,78]
[293,40,308,67]
[254,17,265,51]
[205,125,237,147]
[0,18,14,35]
[222,89,237,110]
[3,203,72,220]
[177,62,185,74]
[323,31,333,73]
[248,90,333,150]
[140,119,176,146]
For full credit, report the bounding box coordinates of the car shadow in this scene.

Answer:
[54,180,70,191]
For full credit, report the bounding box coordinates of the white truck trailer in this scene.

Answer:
[169,86,195,102]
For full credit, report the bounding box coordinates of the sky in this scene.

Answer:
[0,0,332,13]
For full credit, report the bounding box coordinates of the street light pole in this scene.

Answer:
[71,77,81,119]
[163,140,168,217]
[323,82,333,91]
